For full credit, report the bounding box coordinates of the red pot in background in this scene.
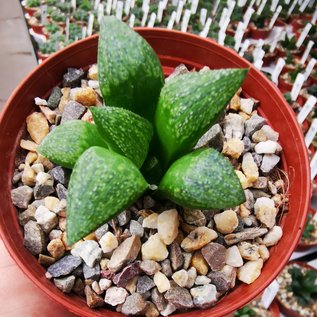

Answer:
[31,24,45,35]
[275,18,287,27]
[36,51,49,61]
[0,29,311,317]
[249,25,271,39]
[296,208,317,250]
[270,300,280,317]
[24,6,37,17]
[262,51,278,66]
[277,261,317,317]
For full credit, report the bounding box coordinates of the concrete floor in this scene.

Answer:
[0,0,37,111]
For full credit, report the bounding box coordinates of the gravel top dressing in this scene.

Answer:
[10,17,287,317]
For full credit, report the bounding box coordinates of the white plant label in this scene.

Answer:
[284,0,290,4]
[270,0,279,11]
[116,1,123,20]
[227,0,236,18]
[250,0,256,7]
[311,151,317,180]
[98,4,104,23]
[162,0,168,9]
[106,0,112,15]
[71,0,76,9]
[167,11,177,29]
[300,40,314,65]
[112,0,118,10]
[257,0,268,15]
[94,0,100,10]
[254,59,263,70]
[243,7,255,30]
[268,5,282,29]
[219,8,229,26]
[176,0,185,24]
[312,8,317,24]
[181,9,191,32]
[305,119,317,148]
[238,0,248,6]
[200,17,212,37]
[124,0,131,16]
[297,96,317,125]
[130,0,135,8]
[288,0,298,15]
[82,26,87,39]
[147,12,156,27]
[239,39,250,56]
[65,16,70,41]
[271,58,285,84]
[296,23,312,48]
[299,0,310,11]
[256,0,261,5]
[254,48,265,62]
[142,0,149,11]
[190,0,199,14]
[172,0,179,6]
[157,1,165,22]
[141,5,149,26]
[234,22,245,51]
[87,14,95,37]
[200,8,207,26]
[304,58,316,80]
[40,4,47,25]
[129,14,135,27]
[212,0,221,16]
[269,34,280,53]
[261,280,280,309]
[218,29,226,45]
[290,73,305,101]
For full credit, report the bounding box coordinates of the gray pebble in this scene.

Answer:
[47,86,62,110]
[63,68,85,88]
[61,101,86,124]
[195,123,224,152]
[83,263,100,281]
[252,152,263,167]
[56,183,68,200]
[18,205,36,226]
[137,275,155,294]
[143,195,156,209]
[11,186,33,209]
[95,223,109,240]
[23,220,45,255]
[245,114,266,137]
[129,220,144,237]
[47,255,82,277]
[161,259,172,277]
[121,293,148,316]
[49,166,70,186]
[117,210,131,226]
[53,275,75,293]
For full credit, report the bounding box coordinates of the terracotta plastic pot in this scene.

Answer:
[36,51,50,61]
[270,299,280,317]
[31,24,45,35]
[262,52,278,67]
[277,261,317,317]
[0,29,311,317]
[296,208,317,250]
[249,24,271,39]
[24,6,38,17]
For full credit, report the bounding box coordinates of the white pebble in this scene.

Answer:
[153,271,171,293]
[34,97,48,106]
[254,140,278,154]
[195,275,211,285]
[99,232,118,253]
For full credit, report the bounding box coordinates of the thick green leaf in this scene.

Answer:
[159,148,245,209]
[38,120,108,169]
[155,68,248,165]
[67,146,148,244]
[90,106,153,168]
[98,16,164,121]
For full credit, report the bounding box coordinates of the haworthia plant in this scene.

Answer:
[67,147,148,245]
[98,16,164,121]
[155,69,248,165]
[90,106,153,169]
[39,17,248,244]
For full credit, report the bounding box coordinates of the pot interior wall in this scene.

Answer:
[0,30,310,317]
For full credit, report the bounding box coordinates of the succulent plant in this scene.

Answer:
[234,305,257,317]
[38,17,247,244]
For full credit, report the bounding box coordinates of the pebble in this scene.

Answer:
[95,223,109,240]
[34,97,48,106]
[252,177,268,189]
[245,114,266,137]
[85,285,104,308]
[34,172,55,200]
[223,113,244,139]
[238,242,260,261]
[157,209,179,245]
[143,213,158,229]
[58,87,71,112]
[242,152,259,182]
[44,196,60,211]
[117,210,131,226]
[254,197,277,228]
[172,270,189,288]
[18,205,36,226]
[166,64,189,82]
[237,259,263,284]
[240,98,254,114]
[191,251,209,275]
[169,241,184,271]
[145,302,160,317]
[255,140,278,154]
[153,271,171,293]
[214,210,239,234]
[230,94,240,111]
[201,243,226,271]
[181,227,218,252]
[161,259,172,277]
[71,240,102,268]
[83,262,100,281]
[20,139,38,152]
[260,154,280,173]
[195,275,211,285]
[92,280,103,295]
[71,87,97,107]
[47,255,82,277]
[137,275,156,294]
[140,260,161,275]
[105,286,129,306]
[35,205,58,233]
[182,252,192,270]
[52,199,67,217]
[182,208,206,227]
[160,303,177,316]
[261,226,283,246]
[53,275,75,293]
[151,288,168,312]
[142,233,168,262]
[11,185,33,209]
[61,101,86,124]
[186,267,197,288]
[222,138,244,159]
[56,183,68,200]
[63,68,85,88]
[235,170,251,189]
[258,244,270,261]
[261,125,279,141]
[243,136,252,153]
[49,229,63,240]
[207,270,232,293]
[49,166,70,186]
[99,232,118,253]
[47,238,65,258]
[23,220,46,255]
[108,235,141,272]
[38,254,56,267]
[130,219,144,237]
[225,245,243,267]
[22,163,36,186]
[190,284,217,308]
[224,228,268,245]
[122,293,148,316]
[113,261,141,287]
[88,64,98,80]
[26,112,49,144]
[99,278,112,291]
[47,86,62,109]
[164,287,193,309]
[195,124,224,151]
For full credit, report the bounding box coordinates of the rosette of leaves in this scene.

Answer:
[287,266,317,306]
[234,305,257,317]
[26,0,40,8]
[281,35,297,51]
[72,9,89,22]
[39,16,247,244]
[50,9,66,23]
